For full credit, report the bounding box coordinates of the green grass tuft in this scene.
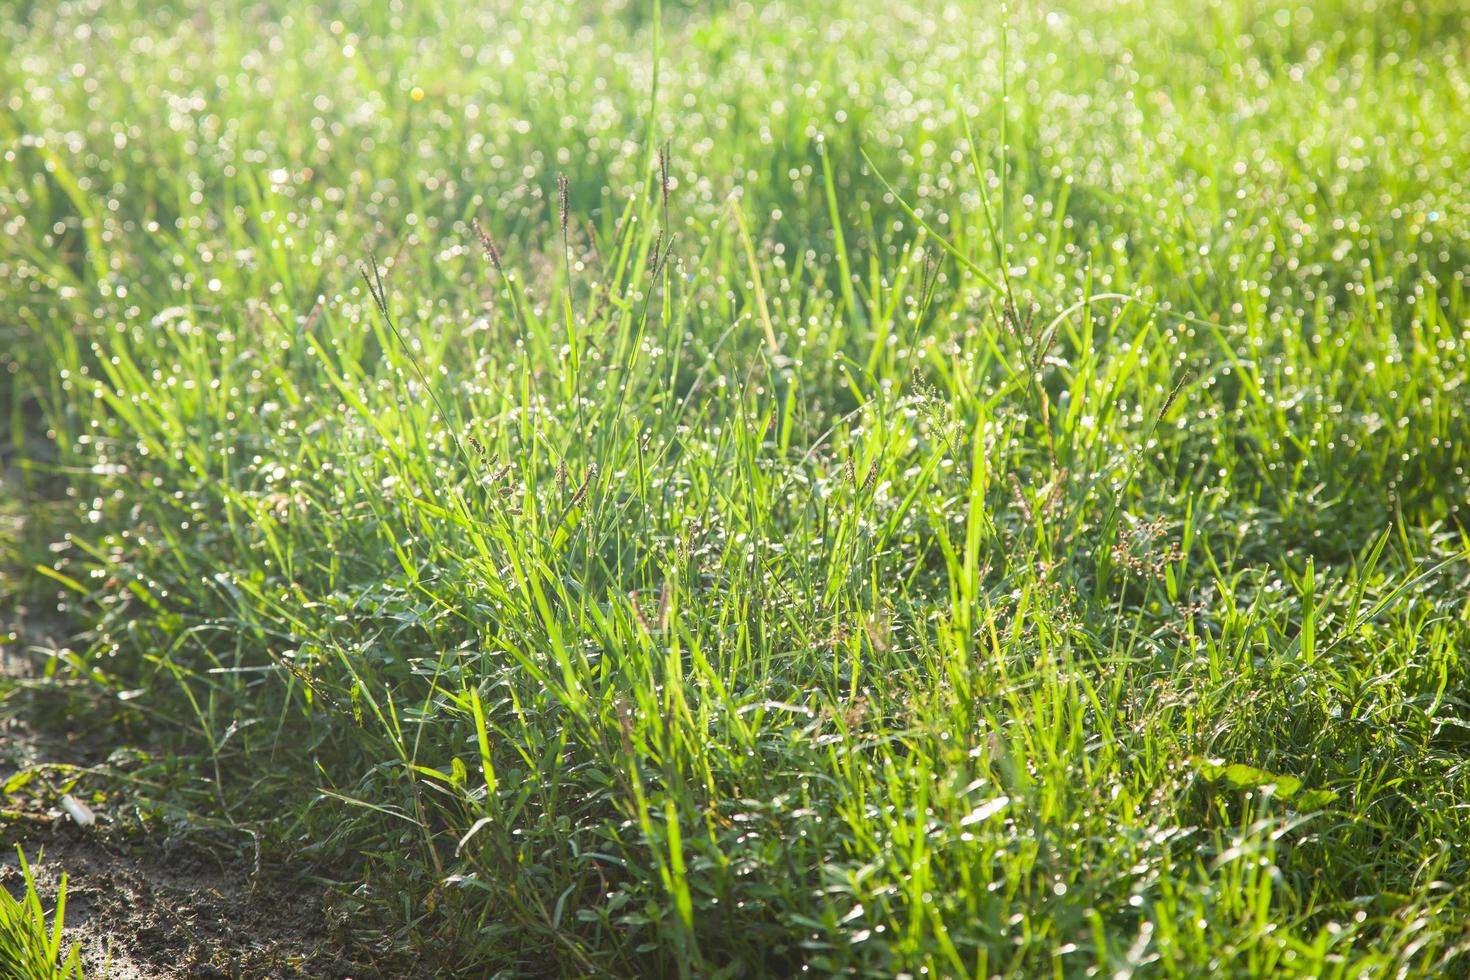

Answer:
[0,849,84,980]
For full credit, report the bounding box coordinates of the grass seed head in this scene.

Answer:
[472,217,503,273]
[1159,370,1192,420]
[557,174,570,239]
[659,142,671,211]
[657,580,672,631]
[649,230,665,273]
[629,590,652,633]
[569,461,597,508]
[1008,473,1033,522]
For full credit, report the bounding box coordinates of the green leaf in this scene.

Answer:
[1295,788,1340,810]
[1196,758,1302,797]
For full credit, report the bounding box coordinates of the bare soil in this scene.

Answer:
[2,649,388,979]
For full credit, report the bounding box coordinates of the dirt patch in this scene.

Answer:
[2,653,389,979]
[0,831,368,979]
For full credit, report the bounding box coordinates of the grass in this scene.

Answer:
[0,849,84,980]
[2,0,1468,974]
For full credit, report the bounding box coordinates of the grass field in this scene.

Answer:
[2,0,1468,974]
